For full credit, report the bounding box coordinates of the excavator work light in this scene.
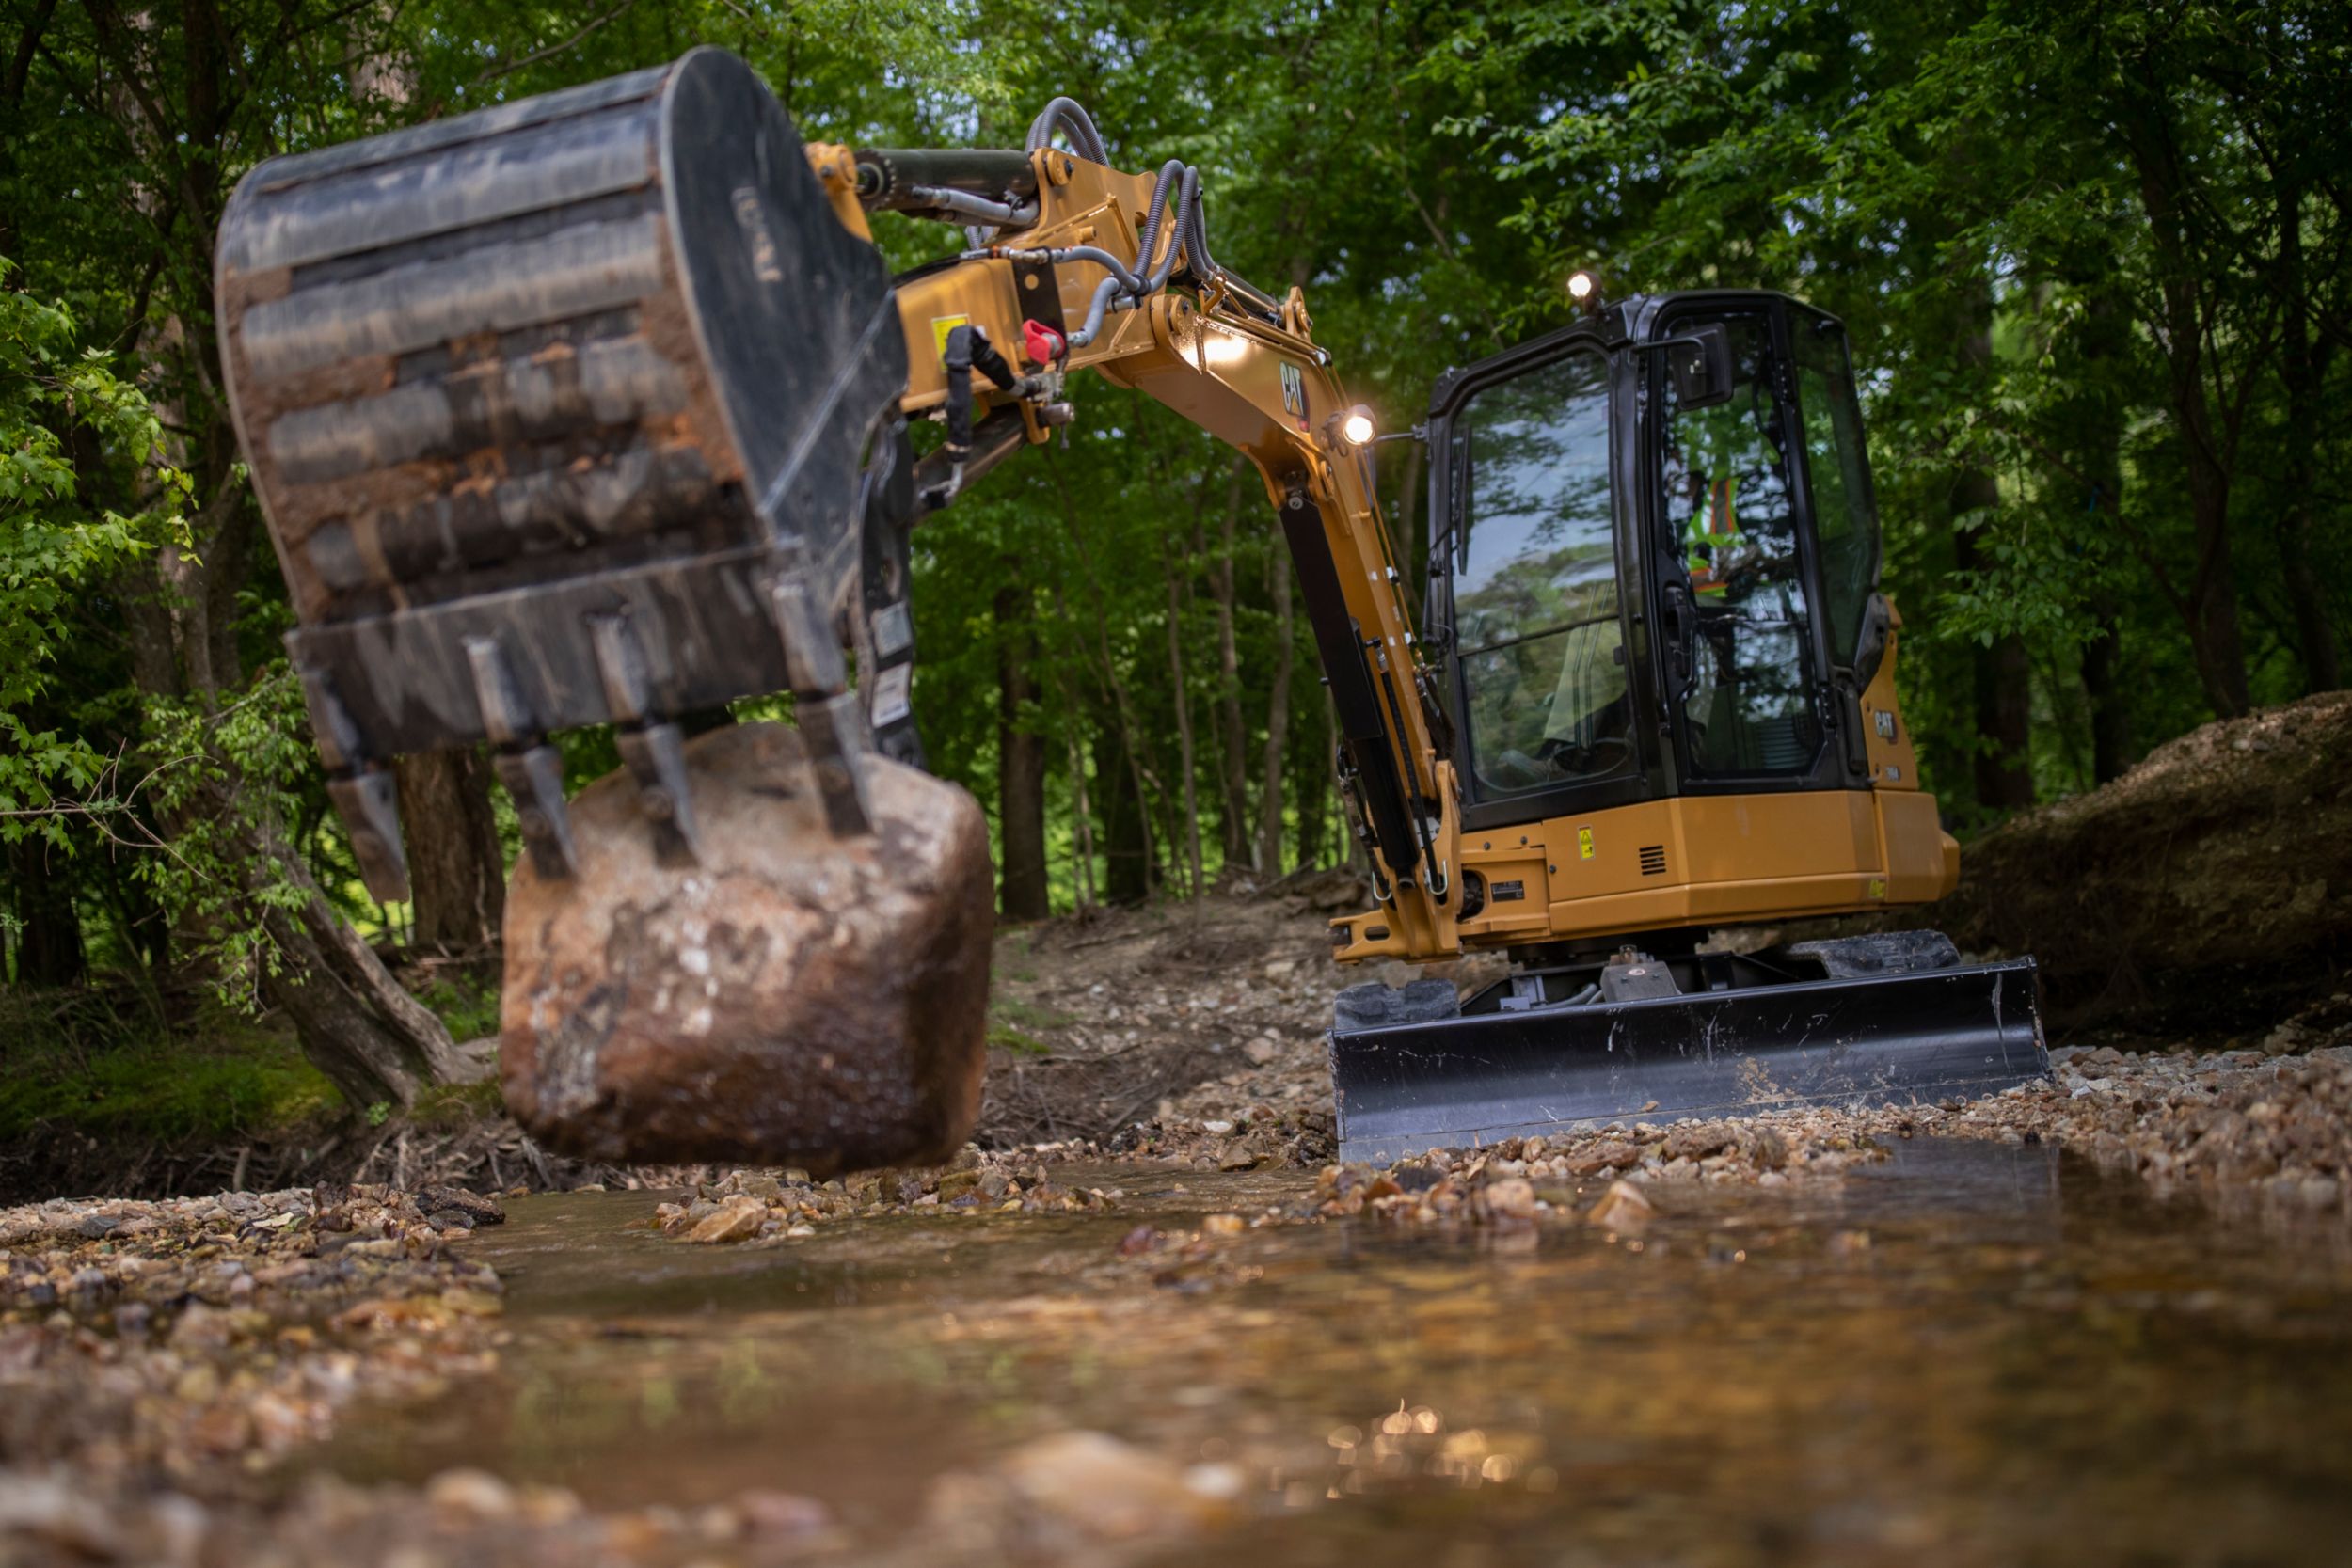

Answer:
[1567,269,1598,302]
[1339,405,1376,447]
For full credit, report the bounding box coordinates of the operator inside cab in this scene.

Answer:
[1660,310,1864,779]
[1450,349,1633,799]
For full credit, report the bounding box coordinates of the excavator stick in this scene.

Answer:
[215,50,991,1169]
[1328,941,2046,1164]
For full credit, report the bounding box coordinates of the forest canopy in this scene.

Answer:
[1,0,2344,1105]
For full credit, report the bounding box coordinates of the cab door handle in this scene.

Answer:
[1661,586,1695,699]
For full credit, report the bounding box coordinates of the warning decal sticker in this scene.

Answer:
[930,313,971,364]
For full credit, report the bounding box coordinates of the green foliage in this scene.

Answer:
[418,974,503,1044]
[409,1077,508,1131]
[986,1025,1054,1057]
[136,664,326,1007]
[0,261,187,850]
[0,1002,334,1144]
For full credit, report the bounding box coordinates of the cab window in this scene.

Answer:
[1792,314,1882,667]
[1452,350,1633,800]
[1660,313,1824,776]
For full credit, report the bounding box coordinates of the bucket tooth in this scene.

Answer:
[493,744,579,881]
[465,636,578,880]
[796,691,874,839]
[326,768,411,905]
[297,665,411,903]
[767,576,872,837]
[612,721,700,865]
[589,612,701,865]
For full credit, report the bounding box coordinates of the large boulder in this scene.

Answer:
[501,721,993,1172]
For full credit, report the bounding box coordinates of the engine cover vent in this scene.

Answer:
[1639,845,1668,877]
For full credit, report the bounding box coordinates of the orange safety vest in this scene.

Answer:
[1684,477,1739,595]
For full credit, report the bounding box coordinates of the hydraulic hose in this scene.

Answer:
[929,323,1023,509]
[941,324,1019,463]
[1066,161,1197,347]
[1024,96,1110,166]
[905,183,1039,227]
[1131,160,1187,293]
[991,96,1286,341]
[1180,182,1283,322]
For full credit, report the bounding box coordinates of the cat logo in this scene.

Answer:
[1280,360,1307,426]
[731,186,783,283]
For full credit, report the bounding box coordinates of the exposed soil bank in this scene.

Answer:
[1929,692,2352,1025]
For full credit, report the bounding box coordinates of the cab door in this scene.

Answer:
[1425,326,1662,833]
[1648,301,1850,793]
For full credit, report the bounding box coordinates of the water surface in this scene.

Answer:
[326,1141,2352,1564]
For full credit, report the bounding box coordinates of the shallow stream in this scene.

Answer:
[326,1140,2352,1564]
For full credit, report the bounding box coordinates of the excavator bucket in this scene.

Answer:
[215,50,991,1169]
[1328,944,2046,1164]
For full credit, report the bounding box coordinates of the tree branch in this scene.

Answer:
[5,0,58,104]
[474,0,642,87]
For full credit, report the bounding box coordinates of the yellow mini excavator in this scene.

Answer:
[213,50,2044,1170]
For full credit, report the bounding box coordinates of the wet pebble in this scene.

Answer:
[1587,1180,1656,1232]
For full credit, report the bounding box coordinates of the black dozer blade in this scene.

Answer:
[1329,941,2047,1164]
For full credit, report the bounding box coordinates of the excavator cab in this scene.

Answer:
[1433,293,1884,827]
[1325,293,2045,1162]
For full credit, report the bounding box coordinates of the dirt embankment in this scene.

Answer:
[1922,692,2352,1026]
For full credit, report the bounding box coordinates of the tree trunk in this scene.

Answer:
[1096,727,1152,906]
[1955,299,2034,812]
[392,748,505,954]
[1258,543,1295,877]
[1049,471,1167,903]
[1297,691,1335,870]
[2123,84,2251,718]
[1164,549,1203,898]
[0,0,60,273]
[1213,462,1251,868]
[7,838,84,988]
[2074,283,2134,784]
[994,582,1050,921]
[2078,608,2131,784]
[2274,174,2341,693]
[1395,438,1425,607]
[255,822,474,1107]
[1065,720,1096,911]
